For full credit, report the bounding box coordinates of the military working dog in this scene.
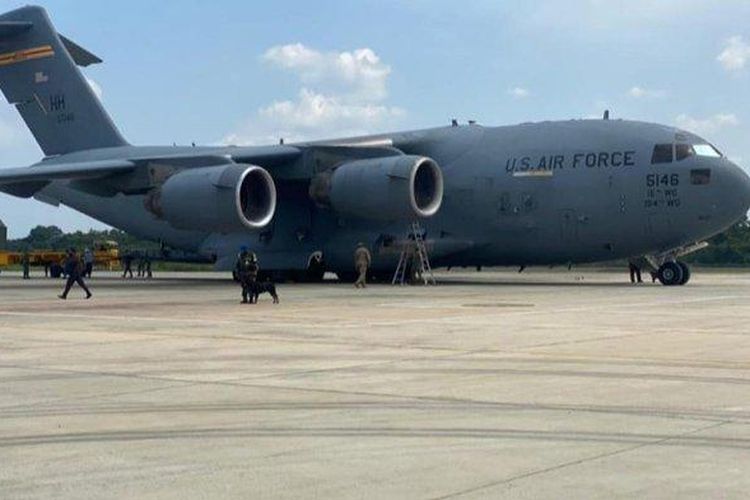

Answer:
[249,280,280,304]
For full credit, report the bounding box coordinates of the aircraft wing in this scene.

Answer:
[0,159,135,197]
[0,159,135,184]
[225,145,302,167]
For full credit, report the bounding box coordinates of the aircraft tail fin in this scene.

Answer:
[0,6,127,156]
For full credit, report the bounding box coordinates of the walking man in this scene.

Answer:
[59,248,92,300]
[354,242,371,289]
[122,253,134,278]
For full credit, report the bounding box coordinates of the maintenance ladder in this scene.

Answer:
[392,221,436,286]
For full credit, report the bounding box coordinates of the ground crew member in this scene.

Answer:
[21,252,30,280]
[122,253,134,278]
[144,255,153,279]
[58,248,92,300]
[354,242,371,289]
[628,261,643,284]
[83,248,94,278]
[137,252,145,277]
[245,253,260,303]
[234,247,255,303]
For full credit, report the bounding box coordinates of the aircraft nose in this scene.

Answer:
[732,162,750,209]
[724,161,750,217]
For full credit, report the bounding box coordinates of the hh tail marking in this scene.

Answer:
[0,45,55,67]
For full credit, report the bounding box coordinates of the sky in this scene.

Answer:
[1,0,749,237]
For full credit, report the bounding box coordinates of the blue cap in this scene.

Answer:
[240,246,248,252]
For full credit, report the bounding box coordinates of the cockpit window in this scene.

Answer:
[654,143,722,164]
[676,144,695,161]
[693,144,722,158]
[651,144,673,164]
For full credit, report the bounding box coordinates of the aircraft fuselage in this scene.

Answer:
[37,119,750,276]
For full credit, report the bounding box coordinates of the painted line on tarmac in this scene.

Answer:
[0,310,236,325]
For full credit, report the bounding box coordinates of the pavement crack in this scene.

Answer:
[430,420,732,499]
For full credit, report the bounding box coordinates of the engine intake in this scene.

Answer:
[311,155,443,221]
[145,164,276,233]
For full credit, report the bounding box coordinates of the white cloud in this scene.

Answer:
[508,87,530,99]
[263,43,390,102]
[717,36,750,72]
[85,77,103,100]
[628,86,666,99]
[675,113,740,136]
[224,89,403,145]
[224,44,403,145]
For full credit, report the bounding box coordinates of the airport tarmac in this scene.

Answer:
[1,269,750,499]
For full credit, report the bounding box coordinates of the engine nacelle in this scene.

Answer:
[145,164,276,233]
[311,155,444,221]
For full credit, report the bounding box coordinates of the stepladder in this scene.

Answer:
[392,221,436,285]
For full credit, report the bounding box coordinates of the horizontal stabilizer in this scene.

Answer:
[0,20,100,66]
[0,21,32,39]
[59,34,102,67]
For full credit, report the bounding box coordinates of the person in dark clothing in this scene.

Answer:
[59,249,92,300]
[122,253,134,278]
[136,252,145,278]
[234,248,258,303]
[21,252,30,280]
[628,262,643,284]
[144,255,153,278]
[144,255,154,279]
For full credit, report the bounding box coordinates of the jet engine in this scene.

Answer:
[145,164,276,233]
[310,155,444,221]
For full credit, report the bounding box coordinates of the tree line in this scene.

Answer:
[6,225,161,254]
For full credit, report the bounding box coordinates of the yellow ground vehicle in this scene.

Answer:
[0,241,121,271]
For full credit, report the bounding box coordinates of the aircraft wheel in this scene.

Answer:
[677,261,691,286]
[657,262,684,286]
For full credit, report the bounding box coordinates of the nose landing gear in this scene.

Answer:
[657,261,691,286]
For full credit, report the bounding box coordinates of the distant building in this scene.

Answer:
[0,219,6,250]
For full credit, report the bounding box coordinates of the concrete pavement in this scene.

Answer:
[1,269,749,499]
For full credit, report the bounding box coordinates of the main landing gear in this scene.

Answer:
[657,261,691,286]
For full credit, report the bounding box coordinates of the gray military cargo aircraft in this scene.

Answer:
[2,5,750,285]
